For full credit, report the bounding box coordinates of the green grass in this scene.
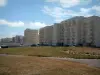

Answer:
[0,46,100,59]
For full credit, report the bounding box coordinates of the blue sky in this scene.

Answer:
[0,0,100,38]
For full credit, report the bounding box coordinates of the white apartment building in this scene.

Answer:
[24,29,39,45]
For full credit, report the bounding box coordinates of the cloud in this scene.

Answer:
[46,0,57,2]
[0,20,24,27]
[43,6,92,22]
[79,8,92,16]
[0,20,47,38]
[0,19,47,28]
[45,0,92,8]
[0,0,7,7]
[28,22,47,29]
[43,6,67,22]
[92,5,100,15]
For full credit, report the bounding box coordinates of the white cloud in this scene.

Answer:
[43,6,92,22]
[45,0,92,8]
[80,8,91,13]
[28,22,47,29]
[0,20,24,27]
[0,0,7,7]
[59,0,80,8]
[43,6,67,22]
[46,0,57,2]
[0,19,47,28]
[92,5,100,15]
[0,20,47,38]
[79,8,92,16]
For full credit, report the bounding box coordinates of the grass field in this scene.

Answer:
[0,55,100,75]
[0,47,100,75]
[0,46,100,59]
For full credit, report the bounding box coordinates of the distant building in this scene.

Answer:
[0,38,12,43]
[12,35,24,44]
[24,29,39,45]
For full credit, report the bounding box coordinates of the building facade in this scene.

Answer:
[39,26,53,45]
[84,16,100,47]
[52,23,64,46]
[39,27,45,45]
[39,16,100,47]
[12,35,24,44]
[44,26,53,45]
[0,38,12,43]
[24,29,39,45]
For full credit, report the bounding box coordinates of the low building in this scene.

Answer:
[12,35,24,44]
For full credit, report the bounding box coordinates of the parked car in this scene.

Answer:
[31,44,37,47]
[1,45,8,48]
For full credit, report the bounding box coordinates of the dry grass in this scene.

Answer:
[0,55,100,75]
[0,46,100,59]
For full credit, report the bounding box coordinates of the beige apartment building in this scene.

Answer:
[24,29,39,45]
[71,16,86,46]
[52,23,64,46]
[39,27,45,45]
[39,26,53,45]
[44,26,53,45]
[62,16,100,47]
[84,16,100,47]
[39,16,100,47]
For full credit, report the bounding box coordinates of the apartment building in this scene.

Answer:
[39,27,45,45]
[0,38,12,43]
[63,16,88,46]
[44,26,53,45]
[84,16,100,47]
[63,19,72,46]
[12,35,24,44]
[52,23,59,45]
[72,16,86,46]
[24,29,39,45]
[39,16,100,47]
[39,26,53,45]
[52,23,64,46]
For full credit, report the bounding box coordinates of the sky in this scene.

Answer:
[0,0,100,38]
